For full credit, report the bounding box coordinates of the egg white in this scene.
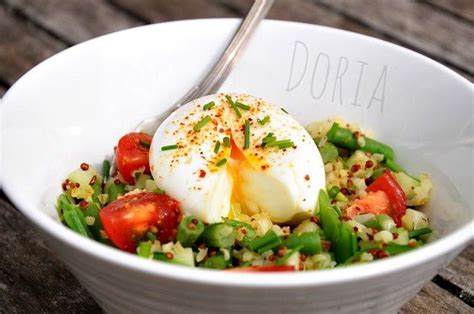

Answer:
[150,93,325,223]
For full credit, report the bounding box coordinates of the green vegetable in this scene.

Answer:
[327,123,394,160]
[177,216,205,247]
[214,141,221,154]
[102,160,110,179]
[172,244,195,267]
[193,115,211,131]
[319,142,339,163]
[394,172,420,199]
[371,167,386,180]
[282,232,322,255]
[153,252,168,262]
[137,241,152,258]
[247,230,279,252]
[203,101,215,110]
[384,159,403,173]
[318,190,358,263]
[385,243,416,256]
[328,186,340,198]
[83,202,103,241]
[408,227,432,238]
[235,102,250,110]
[276,245,303,266]
[224,219,256,244]
[215,158,227,167]
[107,182,126,202]
[199,223,236,248]
[244,119,250,149]
[203,255,227,269]
[225,95,242,118]
[258,115,270,125]
[161,144,178,151]
[146,231,156,241]
[90,177,103,205]
[256,237,283,254]
[63,209,91,238]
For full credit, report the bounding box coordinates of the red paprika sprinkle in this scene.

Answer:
[304,174,310,181]
[199,169,206,178]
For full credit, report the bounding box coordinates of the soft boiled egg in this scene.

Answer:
[149,93,325,224]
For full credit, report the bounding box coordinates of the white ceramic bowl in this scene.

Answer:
[1,19,473,313]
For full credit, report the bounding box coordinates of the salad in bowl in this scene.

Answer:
[56,93,433,271]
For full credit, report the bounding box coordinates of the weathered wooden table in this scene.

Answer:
[1,0,472,312]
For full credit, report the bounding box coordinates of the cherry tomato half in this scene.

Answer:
[366,170,406,226]
[116,132,153,184]
[100,192,181,253]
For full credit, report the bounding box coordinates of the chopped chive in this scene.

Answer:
[215,158,227,167]
[203,101,215,110]
[235,102,250,110]
[225,95,242,118]
[260,132,276,148]
[161,144,178,151]
[244,119,250,149]
[266,139,294,149]
[281,108,288,114]
[139,139,151,149]
[258,115,270,125]
[214,141,221,154]
[193,115,211,131]
[223,137,231,147]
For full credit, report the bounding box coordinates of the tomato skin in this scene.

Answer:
[116,132,152,184]
[100,192,181,253]
[366,170,406,226]
[227,265,295,272]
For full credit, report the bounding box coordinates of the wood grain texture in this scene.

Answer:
[3,0,143,44]
[439,244,474,294]
[0,196,101,312]
[400,281,473,313]
[319,0,474,74]
[425,0,474,22]
[0,5,66,84]
[109,0,237,22]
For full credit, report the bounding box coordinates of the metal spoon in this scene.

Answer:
[110,0,274,175]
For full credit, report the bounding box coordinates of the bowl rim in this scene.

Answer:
[2,18,473,288]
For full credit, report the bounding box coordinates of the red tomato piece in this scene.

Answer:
[100,192,181,253]
[345,190,391,218]
[366,170,407,226]
[116,132,153,184]
[227,265,295,272]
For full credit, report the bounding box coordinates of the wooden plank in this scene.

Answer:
[0,84,7,97]
[109,0,237,22]
[319,0,474,74]
[3,0,143,44]
[0,5,67,84]
[220,0,473,81]
[400,281,473,313]
[0,196,101,312]
[439,244,474,294]
[425,0,474,23]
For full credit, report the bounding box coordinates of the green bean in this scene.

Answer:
[319,142,339,163]
[408,227,432,239]
[107,182,126,203]
[102,160,111,179]
[247,230,279,252]
[91,178,103,205]
[384,158,404,173]
[327,123,394,160]
[282,232,322,255]
[199,223,236,248]
[63,207,92,238]
[371,167,386,180]
[224,219,256,244]
[203,255,227,269]
[275,244,303,266]
[177,216,205,247]
[385,243,416,256]
[83,202,103,241]
[318,189,340,243]
[328,186,340,198]
[137,241,152,258]
[153,252,167,262]
[256,237,283,254]
[333,223,358,263]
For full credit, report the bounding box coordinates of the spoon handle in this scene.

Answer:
[174,0,274,106]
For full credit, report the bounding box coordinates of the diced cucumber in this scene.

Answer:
[394,172,420,199]
[172,243,195,267]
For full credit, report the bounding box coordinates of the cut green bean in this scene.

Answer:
[385,243,416,256]
[137,241,152,258]
[199,223,236,248]
[319,142,339,163]
[83,202,103,241]
[177,216,205,247]
[102,160,111,179]
[107,182,126,203]
[327,123,394,160]
[256,237,283,254]
[247,230,279,252]
[203,255,227,269]
[224,219,256,244]
[282,232,322,255]
[318,189,340,243]
[63,207,92,238]
[384,158,403,173]
[328,186,340,198]
[408,227,432,238]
